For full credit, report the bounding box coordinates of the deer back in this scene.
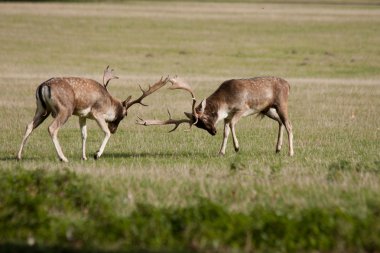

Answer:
[202,77,290,115]
[41,77,121,118]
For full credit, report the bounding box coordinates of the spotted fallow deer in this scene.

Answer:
[137,76,294,156]
[17,66,169,162]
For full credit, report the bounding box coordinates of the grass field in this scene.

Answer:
[0,1,380,252]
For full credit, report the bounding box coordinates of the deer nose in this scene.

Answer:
[211,129,217,136]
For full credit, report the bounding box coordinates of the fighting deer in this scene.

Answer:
[17,66,169,162]
[137,76,294,156]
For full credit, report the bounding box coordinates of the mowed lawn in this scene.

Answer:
[0,1,380,252]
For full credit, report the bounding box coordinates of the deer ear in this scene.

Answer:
[122,96,132,107]
[184,112,193,120]
[199,99,206,115]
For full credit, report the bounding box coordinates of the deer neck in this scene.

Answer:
[105,99,124,122]
[201,99,220,125]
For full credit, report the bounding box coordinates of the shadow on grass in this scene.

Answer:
[1,150,218,162]
[101,151,212,159]
[2,151,269,162]
[0,155,19,161]
[0,243,186,253]
[1,155,56,162]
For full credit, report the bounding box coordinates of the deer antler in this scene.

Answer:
[135,76,199,133]
[168,76,198,125]
[136,109,192,132]
[125,76,169,110]
[103,65,119,89]
[168,76,195,98]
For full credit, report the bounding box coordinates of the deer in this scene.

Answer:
[17,66,169,162]
[137,76,294,156]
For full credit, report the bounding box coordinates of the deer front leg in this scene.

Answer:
[219,121,230,156]
[94,116,111,160]
[276,123,284,153]
[79,117,88,160]
[229,122,239,152]
[285,120,294,156]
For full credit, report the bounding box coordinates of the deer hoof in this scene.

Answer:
[234,147,240,152]
[94,152,100,160]
[218,152,225,156]
[60,158,69,163]
[81,157,87,161]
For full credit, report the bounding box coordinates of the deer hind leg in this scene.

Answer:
[219,120,231,156]
[93,116,111,160]
[264,108,284,153]
[79,117,87,160]
[17,105,50,160]
[276,106,294,156]
[48,112,71,162]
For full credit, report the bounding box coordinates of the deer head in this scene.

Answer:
[108,76,169,134]
[169,77,217,135]
[183,99,217,135]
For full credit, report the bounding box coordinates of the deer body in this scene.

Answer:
[138,76,294,156]
[41,78,122,119]
[17,69,168,162]
[195,77,293,155]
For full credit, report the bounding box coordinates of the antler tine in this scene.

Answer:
[136,109,192,133]
[126,76,169,110]
[165,109,179,132]
[168,124,181,133]
[166,109,172,119]
[136,85,148,107]
[103,65,119,89]
[165,109,187,132]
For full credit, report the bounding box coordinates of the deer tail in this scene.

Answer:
[36,83,51,116]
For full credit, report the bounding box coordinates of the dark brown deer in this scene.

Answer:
[137,76,294,156]
[17,67,169,162]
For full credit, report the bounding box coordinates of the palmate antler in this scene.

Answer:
[103,65,119,89]
[168,76,199,125]
[168,76,195,98]
[136,76,199,132]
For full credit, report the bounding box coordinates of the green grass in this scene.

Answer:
[0,1,380,252]
[1,168,380,252]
